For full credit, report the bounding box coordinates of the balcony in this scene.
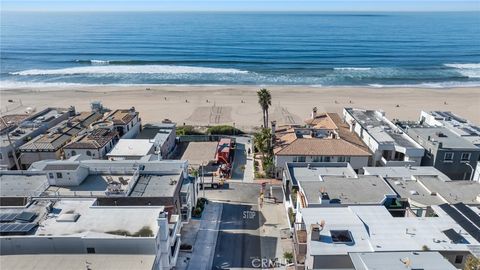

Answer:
[293,222,307,265]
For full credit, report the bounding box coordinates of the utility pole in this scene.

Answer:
[0,116,21,169]
[201,162,205,198]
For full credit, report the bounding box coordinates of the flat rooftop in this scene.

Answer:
[44,174,134,197]
[0,254,155,270]
[346,108,421,148]
[364,166,450,181]
[1,108,67,144]
[287,162,357,186]
[129,174,181,197]
[107,139,154,157]
[35,199,162,237]
[180,141,218,166]
[301,205,478,255]
[426,111,480,146]
[406,126,479,149]
[385,177,446,206]
[300,175,396,205]
[0,173,49,197]
[418,175,480,205]
[350,251,456,270]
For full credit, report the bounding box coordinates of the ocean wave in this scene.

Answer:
[10,65,249,76]
[444,63,480,78]
[368,81,480,88]
[334,67,372,71]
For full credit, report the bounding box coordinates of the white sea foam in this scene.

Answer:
[334,67,372,71]
[368,81,480,89]
[10,65,249,76]
[90,60,110,65]
[444,63,480,78]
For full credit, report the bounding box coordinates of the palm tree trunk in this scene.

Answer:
[265,109,269,128]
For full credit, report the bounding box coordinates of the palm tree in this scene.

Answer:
[257,88,272,128]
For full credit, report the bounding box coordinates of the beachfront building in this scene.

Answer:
[0,198,182,270]
[420,111,480,146]
[343,108,425,167]
[295,205,479,269]
[105,107,141,139]
[137,122,177,159]
[0,107,72,169]
[273,110,372,178]
[64,127,119,159]
[17,111,103,169]
[23,157,196,222]
[399,124,480,180]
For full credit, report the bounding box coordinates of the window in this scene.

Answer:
[330,230,354,244]
[444,152,454,162]
[0,153,2,160]
[324,156,331,162]
[86,247,96,254]
[71,150,76,156]
[56,172,62,178]
[312,156,321,162]
[293,156,306,162]
[86,151,92,156]
[455,255,463,264]
[48,173,54,179]
[338,156,346,162]
[461,153,471,162]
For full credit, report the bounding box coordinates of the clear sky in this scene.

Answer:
[1,0,479,12]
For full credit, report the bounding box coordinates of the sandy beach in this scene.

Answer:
[1,85,479,130]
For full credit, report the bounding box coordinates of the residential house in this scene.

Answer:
[18,111,102,169]
[105,107,141,139]
[420,111,480,146]
[273,109,372,178]
[0,107,72,169]
[343,108,425,166]
[0,198,182,270]
[296,205,479,269]
[400,124,480,180]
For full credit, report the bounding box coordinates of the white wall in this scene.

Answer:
[46,166,88,186]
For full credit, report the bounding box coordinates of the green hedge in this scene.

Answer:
[207,125,243,135]
[176,125,203,135]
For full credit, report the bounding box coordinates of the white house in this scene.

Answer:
[343,108,425,167]
[0,198,182,270]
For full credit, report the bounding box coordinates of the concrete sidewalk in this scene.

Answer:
[259,199,293,268]
[186,201,223,270]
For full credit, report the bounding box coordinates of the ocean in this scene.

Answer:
[1,12,479,88]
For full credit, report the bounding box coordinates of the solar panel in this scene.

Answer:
[443,228,469,244]
[15,211,37,222]
[439,204,480,242]
[454,203,480,228]
[0,213,19,223]
[0,223,37,235]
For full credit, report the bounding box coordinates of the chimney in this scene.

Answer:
[157,210,168,241]
[311,224,321,241]
[311,107,318,119]
[438,142,443,149]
